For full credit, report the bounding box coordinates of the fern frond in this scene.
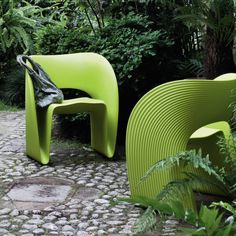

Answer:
[115,196,173,215]
[141,149,222,184]
[184,172,228,195]
[217,133,236,161]
[217,133,236,196]
[156,178,193,203]
[131,206,157,235]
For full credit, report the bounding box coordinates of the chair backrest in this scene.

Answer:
[126,74,236,198]
[30,53,118,120]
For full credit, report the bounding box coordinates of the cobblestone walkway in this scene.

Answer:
[0,111,181,236]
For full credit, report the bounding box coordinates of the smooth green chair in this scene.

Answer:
[126,73,236,205]
[25,53,119,164]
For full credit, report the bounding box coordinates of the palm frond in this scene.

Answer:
[177,59,203,78]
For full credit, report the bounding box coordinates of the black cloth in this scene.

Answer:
[17,55,64,108]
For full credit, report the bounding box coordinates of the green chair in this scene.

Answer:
[25,53,119,164]
[126,74,236,205]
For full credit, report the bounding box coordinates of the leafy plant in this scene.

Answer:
[0,0,40,55]
[176,0,236,79]
[177,58,204,78]
[0,100,20,111]
[1,61,25,107]
[115,130,236,234]
[180,204,236,236]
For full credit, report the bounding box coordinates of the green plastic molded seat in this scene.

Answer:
[25,53,119,164]
[126,73,236,206]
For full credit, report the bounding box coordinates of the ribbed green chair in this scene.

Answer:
[126,73,236,206]
[25,53,119,164]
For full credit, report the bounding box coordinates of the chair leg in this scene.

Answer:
[90,107,108,156]
[36,108,54,164]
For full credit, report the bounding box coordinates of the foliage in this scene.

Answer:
[1,61,25,107]
[36,12,172,88]
[180,204,236,236]
[91,13,172,88]
[141,149,224,185]
[115,130,236,234]
[35,11,173,143]
[177,58,204,78]
[0,0,40,55]
[116,195,236,235]
[216,133,236,196]
[0,0,38,96]
[0,100,20,111]
[175,0,236,79]
[130,207,157,234]
[35,24,93,55]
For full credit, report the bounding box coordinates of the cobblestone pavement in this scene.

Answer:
[0,111,182,236]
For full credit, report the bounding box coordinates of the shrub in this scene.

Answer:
[1,60,25,107]
[36,12,173,143]
[115,131,236,235]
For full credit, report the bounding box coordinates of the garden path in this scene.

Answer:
[0,111,183,236]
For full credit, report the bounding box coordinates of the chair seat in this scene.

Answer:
[190,127,221,139]
[48,97,106,115]
[190,121,230,140]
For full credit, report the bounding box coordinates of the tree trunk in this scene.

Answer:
[204,33,236,79]
[204,0,236,79]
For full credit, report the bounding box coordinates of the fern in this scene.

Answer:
[184,172,227,195]
[116,130,236,235]
[131,206,157,235]
[217,133,236,197]
[141,149,224,184]
[0,1,41,53]
[156,178,193,203]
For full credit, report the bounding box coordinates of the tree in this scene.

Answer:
[177,0,236,79]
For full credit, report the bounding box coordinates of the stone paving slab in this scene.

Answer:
[0,111,183,236]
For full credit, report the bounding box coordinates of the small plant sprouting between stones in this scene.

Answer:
[115,133,236,235]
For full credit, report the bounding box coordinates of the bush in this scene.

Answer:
[36,12,173,143]
[1,61,25,107]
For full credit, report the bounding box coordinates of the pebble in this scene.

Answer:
[76,231,90,236]
[62,225,74,231]
[22,224,38,230]
[78,222,89,229]
[42,223,58,231]
[10,209,19,216]
[94,199,109,205]
[0,208,11,215]
[33,228,45,234]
